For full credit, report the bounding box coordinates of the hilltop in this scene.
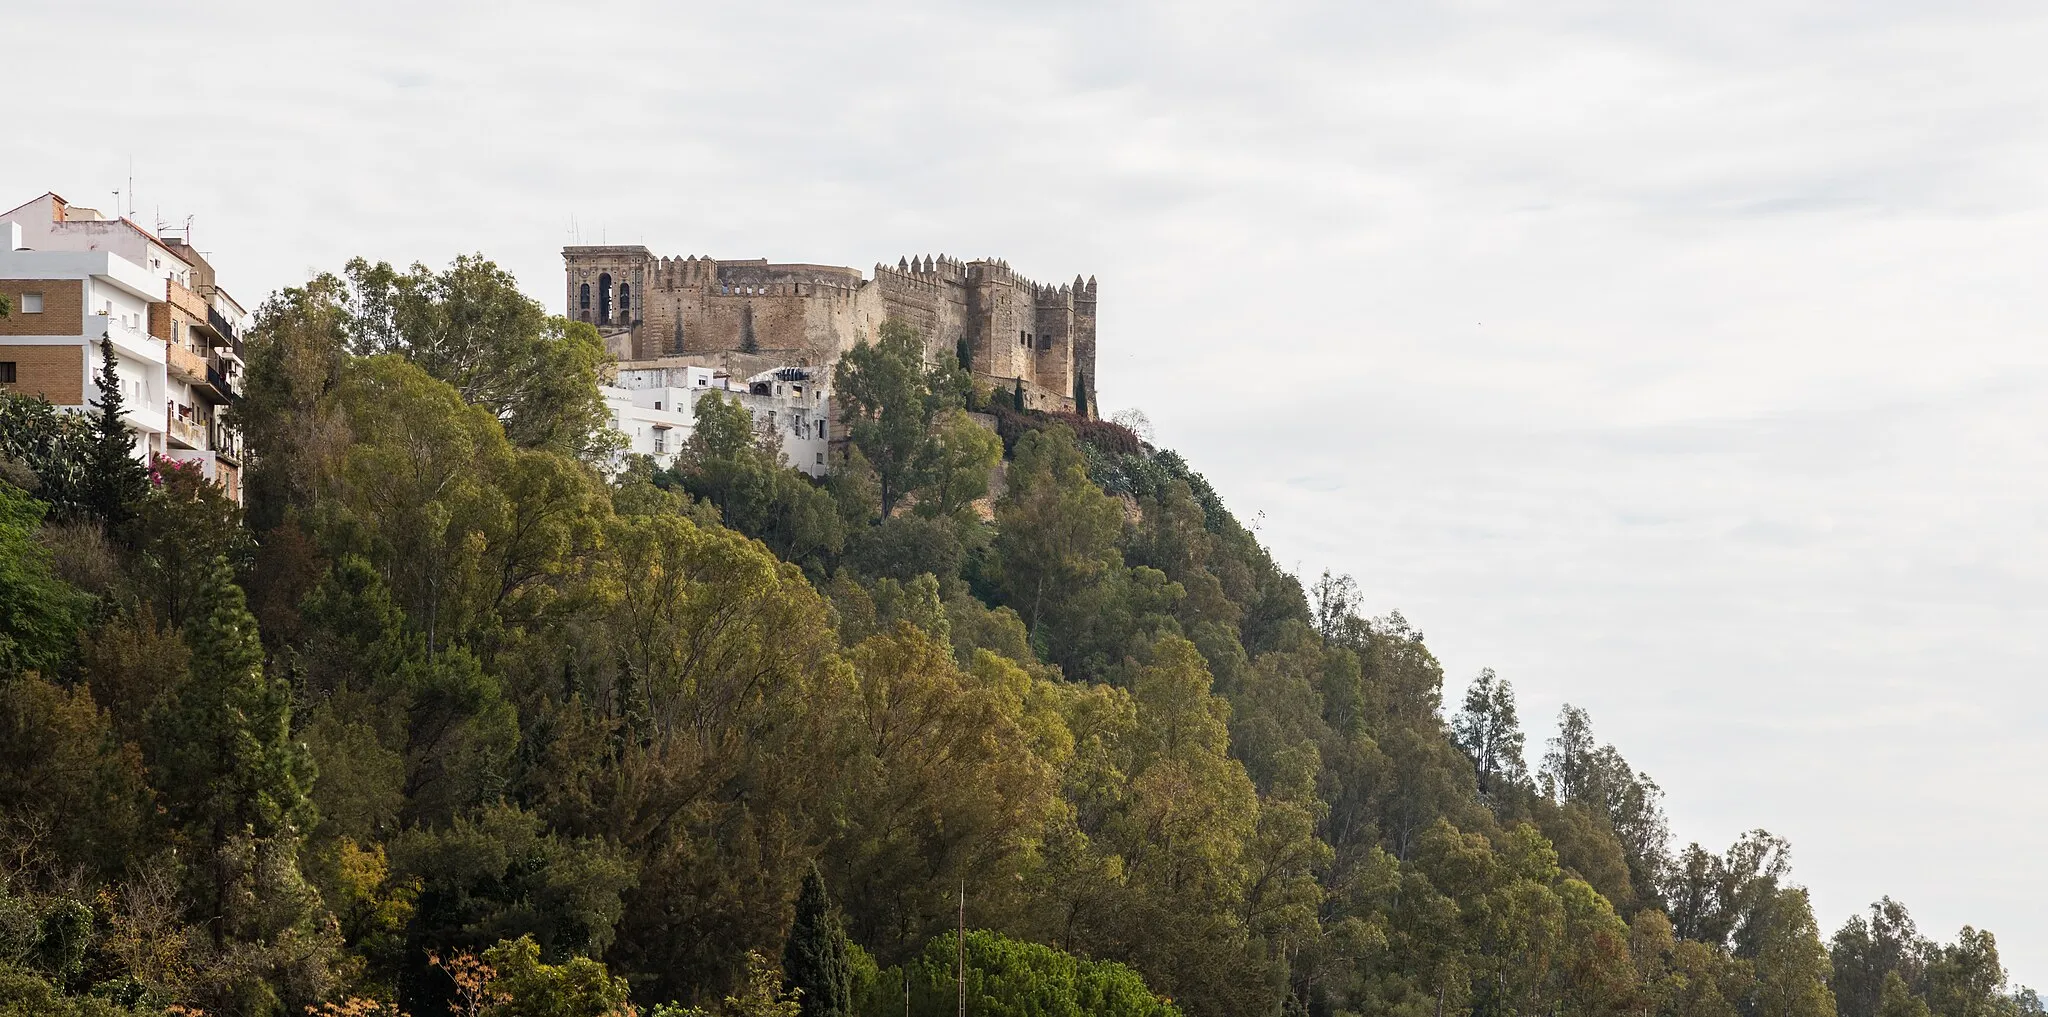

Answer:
[0,254,2034,1017]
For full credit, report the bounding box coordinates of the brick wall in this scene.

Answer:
[0,343,87,404]
[0,279,84,336]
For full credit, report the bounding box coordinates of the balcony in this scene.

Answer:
[211,420,242,463]
[166,278,209,322]
[166,413,207,450]
[166,340,209,385]
[207,305,242,356]
[166,340,209,384]
[206,359,238,401]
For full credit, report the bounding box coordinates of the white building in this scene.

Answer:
[0,193,250,499]
[0,233,168,454]
[605,362,832,478]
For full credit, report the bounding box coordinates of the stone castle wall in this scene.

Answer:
[563,246,1096,414]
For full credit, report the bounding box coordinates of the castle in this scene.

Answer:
[562,246,1097,414]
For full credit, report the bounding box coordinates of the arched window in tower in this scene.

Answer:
[579,283,591,317]
[619,283,631,316]
[598,273,613,324]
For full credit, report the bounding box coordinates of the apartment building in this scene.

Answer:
[0,193,249,500]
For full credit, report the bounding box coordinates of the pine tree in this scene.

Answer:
[150,556,317,945]
[80,333,147,526]
[782,865,852,1017]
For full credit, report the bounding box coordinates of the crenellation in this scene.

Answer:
[565,241,1096,415]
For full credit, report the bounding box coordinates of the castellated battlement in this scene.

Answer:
[564,244,1098,416]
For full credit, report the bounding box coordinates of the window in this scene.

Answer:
[598,273,613,324]
[20,293,42,313]
[619,283,630,312]
[579,283,590,309]
[816,452,824,465]
[0,362,15,383]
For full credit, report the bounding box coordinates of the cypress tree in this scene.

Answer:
[80,333,147,526]
[1013,377,1025,412]
[1073,376,1089,419]
[782,864,852,1017]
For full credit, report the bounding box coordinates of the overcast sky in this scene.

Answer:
[10,0,2044,985]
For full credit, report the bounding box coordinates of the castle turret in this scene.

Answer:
[566,243,1096,412]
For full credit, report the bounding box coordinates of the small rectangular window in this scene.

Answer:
[0,362,16,383]
[815,452,824,465]
[20,293,42,313]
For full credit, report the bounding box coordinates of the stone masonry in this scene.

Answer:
[563,247,1097,414]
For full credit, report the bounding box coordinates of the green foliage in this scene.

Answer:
[80,336,148,528]
[833,319,963,517]
[480,935,636,1017]
[1451,667,1527,799]
[0,961,158,1016]
[128,458,252,626]
[658,951,802,1017]
[876,930,1181,1017]
[0,253,2015,1017]
[918,410,1000,520]
[0,483,91,675]
[669,392,843,575]
[783,867,853,1017]
[0,393,91,518]
[0,674,150,878]
[148,557,316,854]
[392,806,634,975]
[1749,888,1836,1017]
[842,515,966,589]
[141,557,336,1014]
[989,427,1126,675]
[343,256,621,463]
[1539,704,1670,912]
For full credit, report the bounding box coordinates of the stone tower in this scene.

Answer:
[563,245,1098,415]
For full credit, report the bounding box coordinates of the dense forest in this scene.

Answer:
[0,256,2036,1017]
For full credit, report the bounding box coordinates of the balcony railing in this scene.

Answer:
[167,415,207,450]
[206,360,238,400]
[166,341,209,384]
[207,306,243,356]
[211,421,241,462]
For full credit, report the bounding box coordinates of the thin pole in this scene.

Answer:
[957,883,966,1017]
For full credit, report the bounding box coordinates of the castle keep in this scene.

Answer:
[562,246,1097,414]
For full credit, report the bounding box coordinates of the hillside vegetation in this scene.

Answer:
[0,257,2034,1017]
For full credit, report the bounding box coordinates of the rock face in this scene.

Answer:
[564,246,1096,415]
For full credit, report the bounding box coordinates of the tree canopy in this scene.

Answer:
[0,271,2030,1017]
